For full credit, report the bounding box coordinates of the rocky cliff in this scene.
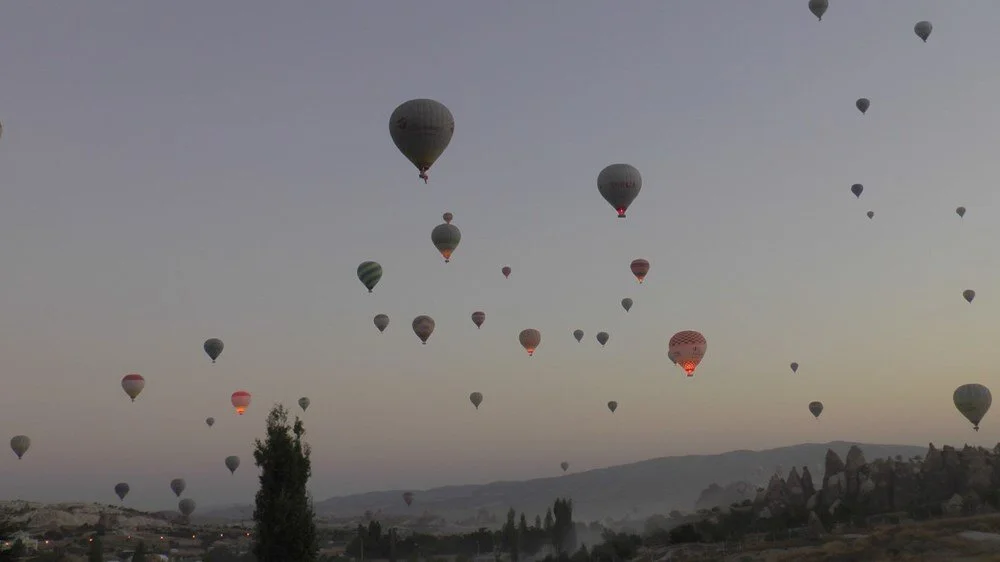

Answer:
[744,443,1000,521]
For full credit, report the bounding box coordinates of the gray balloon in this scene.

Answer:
[607,401,618,413]
[374,314,390,333]
[598,164,642,218]
[205,417,215,428]
[573,329,584,343]
[470,392,483,410]
[10,435,29,460]
[596,332,610,346]
[964,289,976,303]
[170,478,186,498]
[299,397,310,412]
[914,21,932,42]
[956,206,966,218]
[389,99,455,183]
[471,311,486,329]
[856,98,870,114]
[412,315,435,344]
[178,498,196,517]
[808,401,824,418]
[114,483,130,501]
[808,0,828,21]
[204,338,224,363]
[621,298,633,312]
[225,455,241,474]
[431,223,462,263]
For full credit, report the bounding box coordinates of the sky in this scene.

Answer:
[2,0,1000,512]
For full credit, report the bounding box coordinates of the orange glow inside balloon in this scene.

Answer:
[440,249,453,261]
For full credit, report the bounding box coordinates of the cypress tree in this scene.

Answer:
[252,404,318,562]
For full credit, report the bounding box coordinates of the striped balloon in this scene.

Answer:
[357,261,383,293]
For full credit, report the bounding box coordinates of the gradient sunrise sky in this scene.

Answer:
[1,1,999,510]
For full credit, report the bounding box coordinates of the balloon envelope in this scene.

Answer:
[669,331,707,376]
[621,298,633,312]
[121,374,145,402]
[519,329,541,356]
[856,98,870,114]
[178,498,196,517]
[607,401,618,413]
[403,492,414,506]
[470,392,483,409]
[964,289,976,303]
[442,212,453,224]
[597,164,642,218]
[573,329,584,342]
[374,314,390,333]
[299,397,310,412]
[914,20,932,42]
[630,259,649,283]
[170,478,186,498]
[206,417,215,428]
[596,332,610,346]
[502,266,511,279]
[231,391,251,415]
[225,455,241,474]
[560,461,569,472]
[357,261,383,293]
[389,99,455,182]
[412,315,435,344]
[851,184,863,198]
[10,435,30,460]
[431,223,461,262]
[114,483,130,501]
[203,338,224,363]
[808,0,828,21]
[954,383,991,431]
[957,206,966,218]
[471,311,486,329]
[790,362,799,373]
[808,401,824,418]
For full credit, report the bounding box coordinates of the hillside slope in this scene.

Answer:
[204,441,926,522]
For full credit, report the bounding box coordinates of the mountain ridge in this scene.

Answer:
[203,440,927,522]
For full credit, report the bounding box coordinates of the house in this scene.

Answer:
[1,530,39,552]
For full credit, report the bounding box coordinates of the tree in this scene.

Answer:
[88,536,104,562]
[501,508,519,561]
[551,499,576,554]
[535,515,542,529]
[252,403,319,562]
[131,540,148,562]
[543,509,554,532]
[518,513,529,536]
[6,539,26,559]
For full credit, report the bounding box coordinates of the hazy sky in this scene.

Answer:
[2,1,1000,512]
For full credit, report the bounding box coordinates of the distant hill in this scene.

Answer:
[203,441,926,523]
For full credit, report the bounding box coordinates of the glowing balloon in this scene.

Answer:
[231,391,251,415]
[668,331,707,376]
[519,329,541,356]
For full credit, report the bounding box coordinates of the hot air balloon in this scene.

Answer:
[954,383,992,431]
[502,266,511,279]
[669,330,707,376]
[431,222,461,263]
[470,311,486,329]
[808,401,824,419]
[178,498,196,517]
[121,374,145,402]
[225,456,241,474]
[808,0,828,21]
[964,289,976,303]
[957,206,966,218]
[206,417,215,428]
[403,492,414,506]
[412,315,435,344]
[443,212,453,224]
[790,362,799,373]
[10,436,29,460]
[851,184,863,198]
[374,314,390,333]
[470,392,483,410]
[621,298,633,312]
[519,329,541,356]
[914,20,932,42]
[856,98,870,114]
[597,164,642,218]
[867,210,874,219]
[357,261,383,293]
[231,391,251,415]
[299,397,310,412]
[170,478,186,498]
[607,401,618,414]
[204,338,224,363]
[573,329,584,343]
[114,483,130,502]
[560,461,569,472]
[389,99,455,183]
[596,332,610,347]
[630,259,649,283]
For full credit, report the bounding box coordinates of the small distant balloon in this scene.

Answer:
[621,298,633,312]
[374,314,390,333]
[170,478,186,498]
[808,401,824,419]
[519,329,541,357]
[357,261,383,293]
[412,315,435,344]
[808,0,828,21]
[851,184,863,198]
[403,492,414,506]
[573,329,584,343]
[607,401,618,414]
[10,435,30,460]
[225,456,241,474]
[299,397,310,412]
[470,392,483,410]
[856,98,870,115]
[957,206,966,218]
[121,374,145,402]
[204,338,224,363]
[205,417,215,428]
[431,222,461,263]
[630,259,650,283]
[914,20,932,43]
[471,311,486,329]
[115,483,130,502]
[596,332,610,347]
[790,362,799,373]
[867,210,874,219]
[178,498,196,517]
[442,212,453,224]
[560,461,569,472]
[502,266,511,279]
[231,391,251,415]
[964,289,976,303]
